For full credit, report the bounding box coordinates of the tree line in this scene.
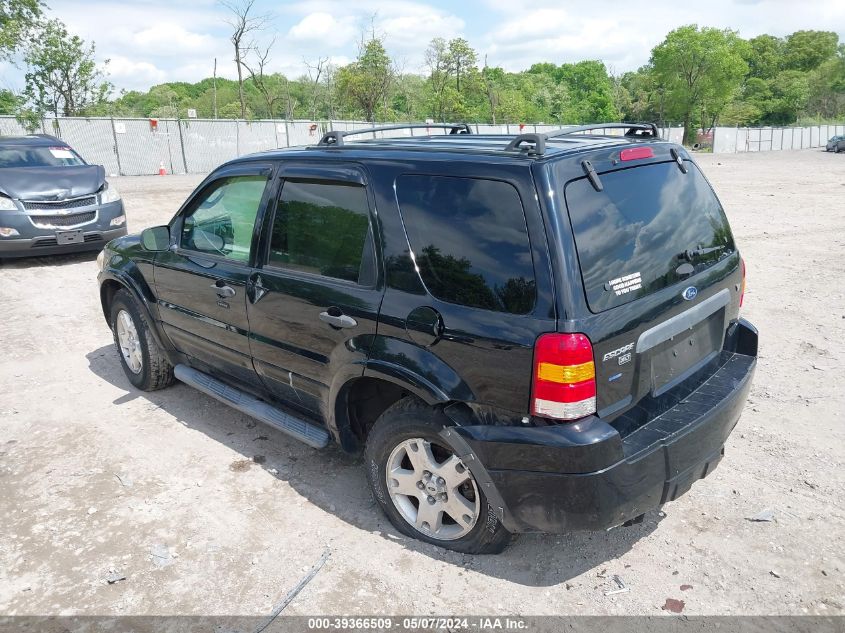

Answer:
[1,0,844,145]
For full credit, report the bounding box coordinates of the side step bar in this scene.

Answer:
[174,364,330,449]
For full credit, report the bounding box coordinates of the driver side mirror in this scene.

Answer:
[141,225,171,252]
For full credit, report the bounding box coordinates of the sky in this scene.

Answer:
[2,0,845,93]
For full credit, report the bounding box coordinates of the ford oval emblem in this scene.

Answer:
[682,286,698,301]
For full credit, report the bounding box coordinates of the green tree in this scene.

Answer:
[651,25,749,145]
[447,38,477,94]
[336,34,394,122]
[392,73,427,121]
[0,87,17,114]
[527,60,617,123]
[782,30,839,72]
[22,18,111,117]
[0,0,41,61]
[558,61,618,122]
[719,100,762,126]
[768,70,810,123]
[218,100,252,119]
[618,69,662,124]
[806,49,845,119]
[746,34,783,79]
[424,38,454,121]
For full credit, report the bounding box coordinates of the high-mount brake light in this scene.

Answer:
[620,146,654,161]
[531,333,597,421]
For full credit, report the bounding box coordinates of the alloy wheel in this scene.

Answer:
[116,309,143,374]
[385,437,480,541]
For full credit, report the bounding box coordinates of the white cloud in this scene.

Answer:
[484,12,653,73]
[132,23,218,55]
[2,0,842,93]
[479,0,845,73]
[289,12,357,46]
[284,0,465,70]
[107,56,168,87]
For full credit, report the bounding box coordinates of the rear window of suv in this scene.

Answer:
[564,160,735,313]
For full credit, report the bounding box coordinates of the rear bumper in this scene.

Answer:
[452,319,758,533]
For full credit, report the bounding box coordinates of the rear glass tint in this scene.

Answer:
[396,175,536,314]
[564,161,735,313]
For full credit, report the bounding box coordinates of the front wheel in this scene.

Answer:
[109,289,175,391]
[365,398,512,554]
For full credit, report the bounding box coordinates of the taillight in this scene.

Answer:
[740,257,746,307]
[531,333,597,421]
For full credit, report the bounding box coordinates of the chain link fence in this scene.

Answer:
[4,115,840,174]
[712,124,845,153]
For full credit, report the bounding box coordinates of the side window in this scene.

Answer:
[396,175,536,314]
[268,179,371,284]
[180,175,268,262]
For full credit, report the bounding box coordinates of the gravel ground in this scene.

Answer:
[0,149,843,617]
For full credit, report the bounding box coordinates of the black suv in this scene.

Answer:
[97,123,757,554]
[0,135,126,258]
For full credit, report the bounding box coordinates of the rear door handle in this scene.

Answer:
[211,282,236,298]
[319,311,357,329]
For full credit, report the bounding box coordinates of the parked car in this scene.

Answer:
[0,134,126,258]
[825,135,845,152]
[97,123,757,554]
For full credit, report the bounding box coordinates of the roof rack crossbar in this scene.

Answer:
[545,122,660,139]
[501,122,659,156]
[317,123,472,146]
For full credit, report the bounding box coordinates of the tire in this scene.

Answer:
[836,145,841,153]
[109,289,175,391]
[365,397,512,554]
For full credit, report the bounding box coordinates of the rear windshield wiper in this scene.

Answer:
[679,245,725,261]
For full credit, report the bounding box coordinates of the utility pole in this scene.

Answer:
[213,58,218,119]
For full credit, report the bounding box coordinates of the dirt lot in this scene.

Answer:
[1,149,843,618]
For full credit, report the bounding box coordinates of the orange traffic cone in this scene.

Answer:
[158,161,167,176]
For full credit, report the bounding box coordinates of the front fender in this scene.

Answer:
[98,258,169,353]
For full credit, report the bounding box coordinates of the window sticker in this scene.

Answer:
[608,272,642,296]
[49,147,75,159]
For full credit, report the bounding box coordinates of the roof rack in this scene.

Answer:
[317,123,472,147]
[504,123,659,156]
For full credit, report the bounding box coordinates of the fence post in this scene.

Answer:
[163,120,176,174]
[110,117,124,176]
[177,119,189,174]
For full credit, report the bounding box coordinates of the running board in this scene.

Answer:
[174,364,330,449]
